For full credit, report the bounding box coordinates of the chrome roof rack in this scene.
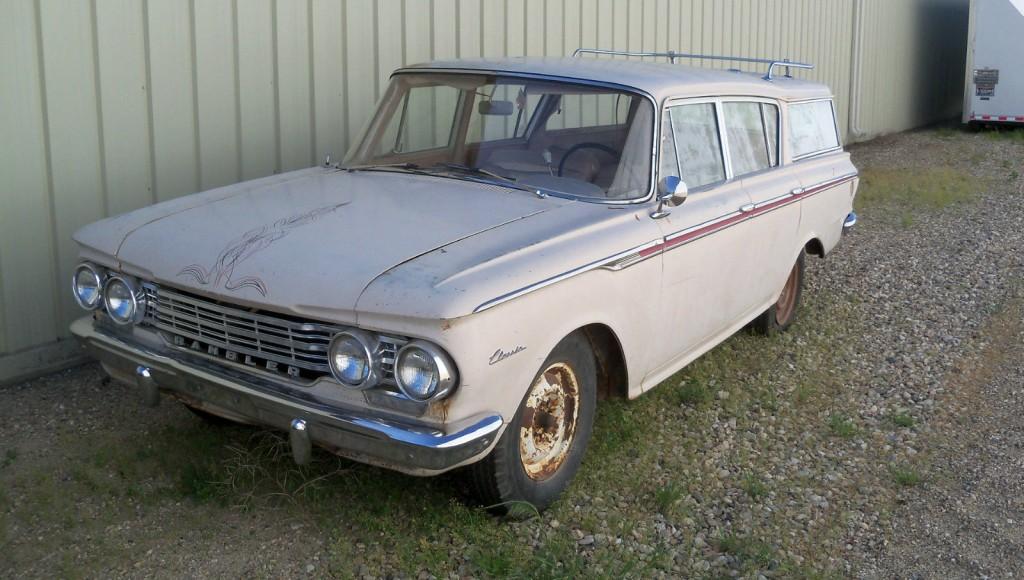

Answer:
[571,48,814,81]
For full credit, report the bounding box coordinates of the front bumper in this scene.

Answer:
[70,316,503,476]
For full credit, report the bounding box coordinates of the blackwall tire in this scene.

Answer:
[465,332,597,514]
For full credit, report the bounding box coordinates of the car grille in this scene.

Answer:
[141,283,403,383]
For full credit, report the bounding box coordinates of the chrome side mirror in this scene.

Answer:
[651,176,688,219]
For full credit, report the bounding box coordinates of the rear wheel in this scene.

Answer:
[466,332,597,514]
[751,251,805,335]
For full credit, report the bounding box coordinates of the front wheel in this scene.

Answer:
[465,332,597,514]
[751,251,805,335]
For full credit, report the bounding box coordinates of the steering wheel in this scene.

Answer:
[557,143,620,177]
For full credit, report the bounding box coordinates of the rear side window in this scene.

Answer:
[662,103,726,189]
[722,102,779,177]
[788,100,840,159]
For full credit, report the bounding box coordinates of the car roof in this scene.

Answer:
[400,57,834,103]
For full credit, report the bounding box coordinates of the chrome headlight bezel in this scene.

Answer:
[72,263,105,311]
[395,341,458,402]
[102,275,146,325]
[328,330,380,390]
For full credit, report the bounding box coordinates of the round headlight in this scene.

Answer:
[328,330,378,389]
[72,263,104,310]
[103,275,144,325]
[395,341,457,402]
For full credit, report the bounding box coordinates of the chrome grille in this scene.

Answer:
[141,283,403,383]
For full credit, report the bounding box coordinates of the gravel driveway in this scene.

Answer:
[1,127,1022,578]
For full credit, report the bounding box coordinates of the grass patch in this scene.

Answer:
[827,414,858,438]
[1,448,16,470]
[741,473,768,499]
[717,533,777,570]
[653,482,683,514]
[854,167,977,212]
[891,466,922,487]
[889,412,915,428]
[675,379,713,407]
[984,127,1024,142]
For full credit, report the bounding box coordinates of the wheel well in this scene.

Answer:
[579,324,628,400]
[805,238,825,259]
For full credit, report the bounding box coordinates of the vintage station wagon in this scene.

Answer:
[70,51,858,511]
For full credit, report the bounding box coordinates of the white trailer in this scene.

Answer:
[963,0,1024,125]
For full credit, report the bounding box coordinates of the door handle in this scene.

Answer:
[790,187,806,196]
[739,203,755,213]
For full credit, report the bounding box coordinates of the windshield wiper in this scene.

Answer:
[342,162,429,174]
[429,162,544,196]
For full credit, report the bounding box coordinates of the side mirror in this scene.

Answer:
[651,176,688,218]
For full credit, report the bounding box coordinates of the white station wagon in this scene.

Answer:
[70,51,858,511]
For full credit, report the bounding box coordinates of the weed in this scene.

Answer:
[675,379,712,407]
[717,533,777,570]
[794,382,816,405]
[889,412,915,428]
[653,482,683,514]
[891,466,922,487]
[827,414,858,438]
[741,474,768,499]
[900,211,914,229]
[1,448,16,469]
[1011,170,1020,182]
[179,462,220,502]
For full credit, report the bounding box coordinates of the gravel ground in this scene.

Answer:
[1,127,1022,578]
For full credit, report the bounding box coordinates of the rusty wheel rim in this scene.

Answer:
[775,263,799,325]
[519,362,581,481]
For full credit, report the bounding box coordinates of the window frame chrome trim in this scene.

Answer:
[389,68,662,206]
[787,97,843,162]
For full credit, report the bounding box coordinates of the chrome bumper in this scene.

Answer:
[843,211,858,233]
[70,317,502,475]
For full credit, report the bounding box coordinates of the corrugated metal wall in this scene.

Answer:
[0,0,969,382]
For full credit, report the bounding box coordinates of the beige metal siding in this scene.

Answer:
[0,0,969,381]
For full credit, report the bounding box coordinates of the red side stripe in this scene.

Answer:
[640,175,858,257]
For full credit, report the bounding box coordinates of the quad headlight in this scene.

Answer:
[328,330,379,389]
[328,330,458,401]
[72,263,104,310]
[395,341,457,402]
[102,275,146,325]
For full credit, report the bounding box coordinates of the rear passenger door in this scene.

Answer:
[721,99,803,307]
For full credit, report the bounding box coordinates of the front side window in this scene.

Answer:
[788,100,840,159]
[345,73,655,201]
[661,103,726,189]
[723,101,779,177]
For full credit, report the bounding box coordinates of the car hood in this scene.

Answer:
[75,167,569,323]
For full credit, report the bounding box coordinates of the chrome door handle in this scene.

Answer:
[739,203,755,213]
[790,187,806,196]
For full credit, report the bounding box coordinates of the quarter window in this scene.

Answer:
[662,103,726,189]
[788,100,840,159]
[723,102,779,177]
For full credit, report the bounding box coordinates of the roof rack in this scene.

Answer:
[571,48,814,81]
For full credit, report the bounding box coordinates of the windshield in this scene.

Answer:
[344,73,654,201]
